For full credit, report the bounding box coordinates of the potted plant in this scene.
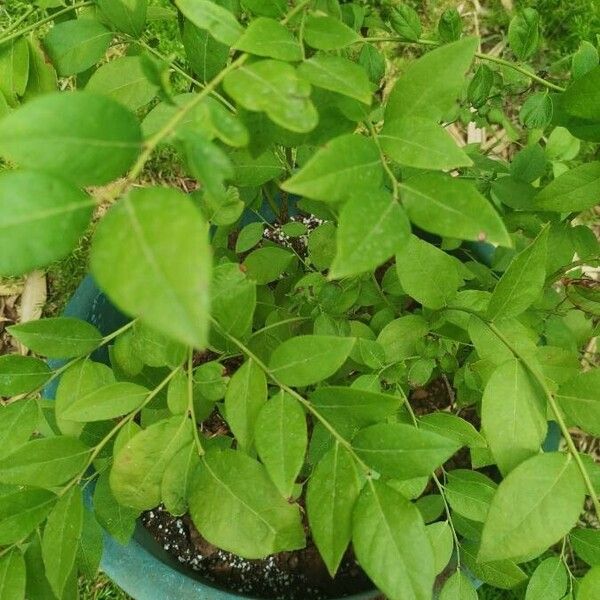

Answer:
[0,1,599,599]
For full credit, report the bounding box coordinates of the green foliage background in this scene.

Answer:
[0,0,599,599]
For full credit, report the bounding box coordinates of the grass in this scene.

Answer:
[79,574,131,600]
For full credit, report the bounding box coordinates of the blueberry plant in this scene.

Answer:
[0,1,600,599]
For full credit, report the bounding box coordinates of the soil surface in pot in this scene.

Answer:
[142,506,373,600]
[140,376,472,599]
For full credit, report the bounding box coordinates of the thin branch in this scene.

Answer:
[0,2,94,46]
[360,35,565,92]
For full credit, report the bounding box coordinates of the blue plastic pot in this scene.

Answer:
[43,204,560,599]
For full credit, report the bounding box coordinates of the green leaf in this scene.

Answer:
[0,550,26,600]
[42,486,83,598]
[310,386,401,428]
[304,15,361,50]
[224,359,267,452]
[282,134,382,202]
[389,5,422,42]
[61,382,149,422]
[223,60,317,132]
[43,18,112,76]
[194,361,228,401]
[0,354,50,396]
[492,176,537,210]
[231,148,284,186]
[142,93,208,139]
[386,37,478,122]
[511,144,547,183]
[439,570,478,600]
[98,0,147,37]
[377,315,429,364]
[401,173,512,247]
[308,222,337,269]
[162,443,200,516]
[579,567,600,600]
[91,187,211,349]
[181,132,233,199]
[24,531,57,600]
[24,38,57,100]
[182,20,229,83]
[189,449,305,558]
[508,8,540,61]
[353,480,434,600]
[86,56,158,110]
[255,391,307,497]
[241,0,286,18]
[0,39,29,105]
[396,236,464,309]
[210,263,256,348]
[8,317,102,359]
[468,64,494,108]
[427,521,454,574]
[380,117,473,170]
[330,190,410,279]
[487,227,548,320]
[0,487,56,545]
[525,556,568,600]
[236,222,264,253]
[571,41,599,80]
[535,162,600,212]
[0,401,38,460]
[0,437,90,489]
[110,416,193,510]
[419,413,487,449]
[359,44,386,84]
[467,316,538,369]
[482,359,546,475]
[556,369,600,437]
[297,55,372,104]
[0,170,93,276]
[479,453,585,561]
[175,0,243,45]
[269,335,355,387]
[438,8,462,42]
[562,65,600,121]
[77,508,104,579]
[0,91,142,186]
[93,471,137,545]
[571,528,600,566]
[166,371,187,415]
[353,423,459,479]
[242,246,295,284]
[55,360,115,436]
[306,442,362,576]
[130,322,186,368]
[520,93,553,129]
[461,541,527,589]
[444,469,497,522]
[234,18,301,61]
[281,222,307,237]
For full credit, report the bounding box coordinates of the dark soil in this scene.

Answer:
[141,506,374,600]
